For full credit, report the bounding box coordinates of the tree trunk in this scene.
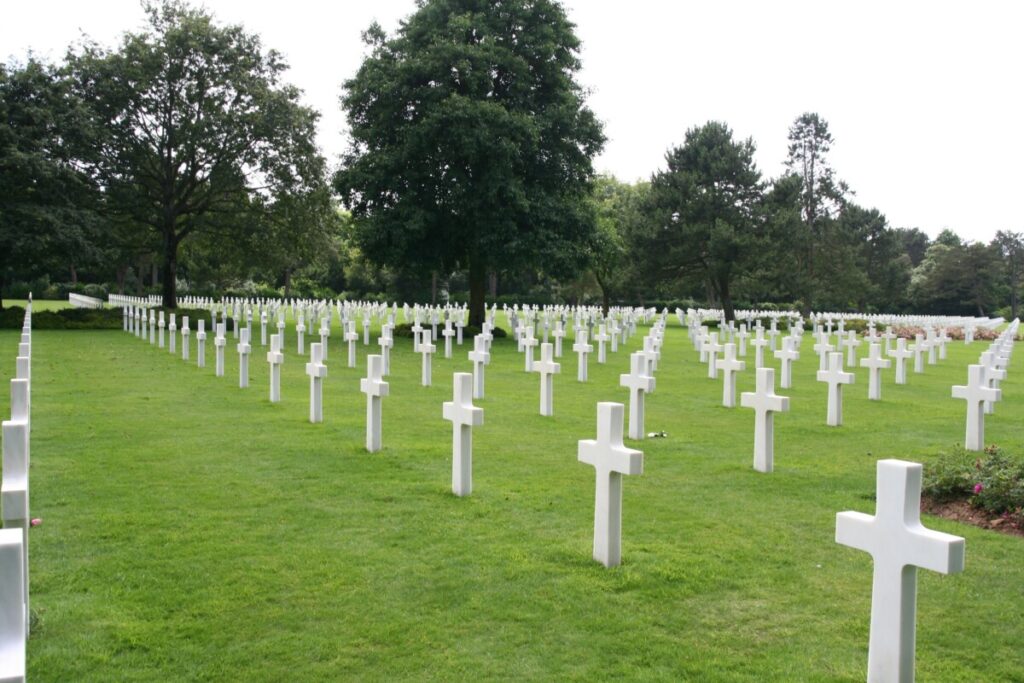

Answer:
[152,261,159,288]
[469,258,487,327]
[70,264,78,285]
[719,277,735,322]
[161,231,179,308]
[116,265,127,294]
[488,271,497,298]
[431,271,438,306]
[284,268,292,299]
[594,271,610,316]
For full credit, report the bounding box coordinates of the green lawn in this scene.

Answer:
[3,316,1022,681]
[2,300,72,312]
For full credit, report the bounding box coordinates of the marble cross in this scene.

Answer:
[888,338,913,385]
[0,527,26,676]
[196,320,207,368]
[345,321,359,369]
[214,323,226,377]
[705,332,723,379]
[267,332,284,403]
[740,367,789,473]
[749,328,768,370]
[843,330,862,367]
[573,330,593,382]
[305,342,328,423]
[468,334,491,399]
[360,354,389,451]
[260,311,268,346]
[813,333,833,372]
[181,316,191,361]
[296,316,306,355]
[419,329,436,387]
[817,351,854,427]
[836,459,965,683]
[911,334,926,374]
[378,324,394,375]
[859,343,891,401]
[2,378,30,634]
[520,326,538,372]
[619,351,655,440]
[552,321,566,357]
[773,336,799,389]
[535,342,561,416]
[952,364,1000,451]
[716,342,746,408]
[443,372,483,496]
[157,311,165,348]
[594,325,610,364]
[442,321,455,359]
[578,402,643,568]
[169,314,177,354]
[319,318,331,361]
[237,327,252,388]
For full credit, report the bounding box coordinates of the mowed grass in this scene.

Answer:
[2,299,72,312]
[1,316,1022,681]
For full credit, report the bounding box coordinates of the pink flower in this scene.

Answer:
[29,518,42,527]
[973,483,984,495]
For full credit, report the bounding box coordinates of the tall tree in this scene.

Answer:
[0,58,99,308]
[335,0,604,326]
[65,0,326,307]
[993,230,1024,319]
[587,176,650,313]
[784,112,848,313]
[644,122,763,321]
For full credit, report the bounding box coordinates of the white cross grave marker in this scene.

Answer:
[305,342,327,423]
[443,372,483,497]
[836,459,965,683]
[520,326,538,372]
[952,364,1000,451]
[0,528,26,681]
[345,321,359,369]
[773,336,799,389]
[267,332,284,403]
[419,329,436,386]
[716,342,746,408]
[214,323,226,377]
[817,351,854,426]
[740,367,789,473]
[577,402,644,568]
[573,330,593,382]
[181,316,191,361]
[594,325,609,364]
[619,351,655,440]
[860,343,891,401]
[889,338,913,385]
[535,342,561,416]
[468,335,490,400]
[361,355,389,452]
[196,320,207,368]
[237,327,251,388]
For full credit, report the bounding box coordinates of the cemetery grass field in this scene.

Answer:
[3,319,1023,682]
[2,300,71,312]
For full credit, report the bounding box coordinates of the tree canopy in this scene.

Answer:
[335,0,605,325]
[65,0,329,307]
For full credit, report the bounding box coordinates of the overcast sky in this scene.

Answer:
[3,0,1021,242]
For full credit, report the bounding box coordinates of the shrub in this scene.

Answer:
[392,323,507,339]
[972,447,1024,515]
[922,445,977,502]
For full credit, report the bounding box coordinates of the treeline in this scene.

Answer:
[1,1,1021,321]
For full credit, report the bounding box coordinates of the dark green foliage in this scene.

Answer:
[0,59,101,307]
[65,0,328,307]
[0,306,121,329]
[922,445,978,502]
[973,448,1024,516]
[924,445,1024,517]
[643,122,762,321]
[335,0,605,326]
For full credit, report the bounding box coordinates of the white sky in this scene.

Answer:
[3,0,1021,242]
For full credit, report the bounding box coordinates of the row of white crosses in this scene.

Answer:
[952,319,1018,451]
[1,303,32,680]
